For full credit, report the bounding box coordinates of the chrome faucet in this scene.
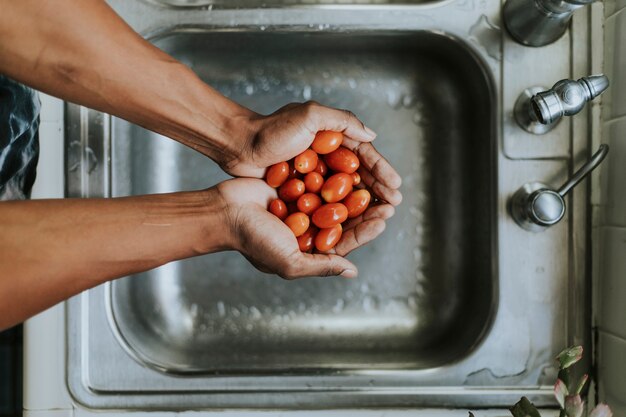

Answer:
[510,145,609,231]
[514,74,609,134]
[503,0,596,47]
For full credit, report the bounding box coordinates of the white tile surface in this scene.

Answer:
[598,331,626,415]
[603,10,626,120]
[600,118,626,226]
[598,227,626,339]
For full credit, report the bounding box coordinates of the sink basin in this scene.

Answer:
[66,0,592,409]
[109,31,495,373]
[152,0,441,8]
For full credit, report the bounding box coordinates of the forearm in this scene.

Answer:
[0,189,230,330]
[0,0,253,166]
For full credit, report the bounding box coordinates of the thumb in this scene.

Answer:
[294,253,358,279]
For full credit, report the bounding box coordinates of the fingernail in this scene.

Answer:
[341,269,358,279]
[364,126,377,139]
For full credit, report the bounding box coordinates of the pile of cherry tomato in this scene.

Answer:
[265,131,371,252]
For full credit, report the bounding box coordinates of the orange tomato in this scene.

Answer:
[314,159,328,176]
[312,131,343,155]
[294,149,319,174]
[315,224,343,252]
[297,193,322,216]
[278,178,305,202]
[269,198,288,220]
[311,203,348,228]
[321,173,353,203]
[324,147,360,174]
[304,172,324,193]
[266,162,290,188]
[297,226,318,252]
[351,172,361,186]
[343,189,371,218]
[284,212,310,237]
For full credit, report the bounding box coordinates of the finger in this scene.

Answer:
[344,140,402,189]
[342,204,395,231]
[334,218,386,257]
[285,252,358,279]
[358,167,403,206]
[305,102,376,143]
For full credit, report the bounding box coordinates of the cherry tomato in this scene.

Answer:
[284,212,310,237]
[278,178,305,202]
[304,172,324,193]
[314,159,328,176]
[321,173,353,203]
[294,149,319,174]
[312,131,343,155]
[269,198,288,220]
[266,162,290,188]
[311,203,348,228]
[297,226,318,252]
[315,224,343,252]
[324,147,360,174]
[343,189,371,218]
[351,172,361,186]
[297,193,322,216]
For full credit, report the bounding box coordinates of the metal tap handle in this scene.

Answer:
[557,144,609,197]
[509,144,610,232]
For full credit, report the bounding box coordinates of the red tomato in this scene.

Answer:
[294,149,319,174]
[351,172,361,186]
[278,178,305,202]
[304,172,324,193]
[297,193,322,216]
[314,159,328,176]
[266,162,290,188]
[269,198,288,220]
[321,173,353,203]
[315,224,343,252]
[297,226,318,252]
[312,131,343,155]
[284,212,310,237]
[343,189,371,218]
[311,203,348,228]
[324,147,360,174]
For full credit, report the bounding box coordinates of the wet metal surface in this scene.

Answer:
[110,31,495,373]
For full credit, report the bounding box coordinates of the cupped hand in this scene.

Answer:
[225,101,403,206]
[217,178,395,280]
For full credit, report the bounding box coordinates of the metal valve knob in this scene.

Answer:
[510,145,609,231]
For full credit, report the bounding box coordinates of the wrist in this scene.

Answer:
[157,63,257,170]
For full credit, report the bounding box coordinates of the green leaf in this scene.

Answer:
[554,379,568,408]
[573,374,588,395]
[589,404,613,417]
[510,397,543,417]
[564,395,584,417]
[556,346,584,370]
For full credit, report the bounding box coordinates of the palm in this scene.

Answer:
[218,178,395,279]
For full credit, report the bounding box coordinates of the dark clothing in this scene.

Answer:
[0,75,40,201]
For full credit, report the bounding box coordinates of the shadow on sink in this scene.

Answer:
[109,30,497,374]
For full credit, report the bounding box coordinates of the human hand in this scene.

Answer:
[224,101,403,206]
[217,178,394,279]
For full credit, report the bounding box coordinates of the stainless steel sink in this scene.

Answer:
[65,0,594,410]
[110,30,495,374]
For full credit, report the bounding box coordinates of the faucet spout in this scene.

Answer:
[530,75,609,125]
[503,0,596,46]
